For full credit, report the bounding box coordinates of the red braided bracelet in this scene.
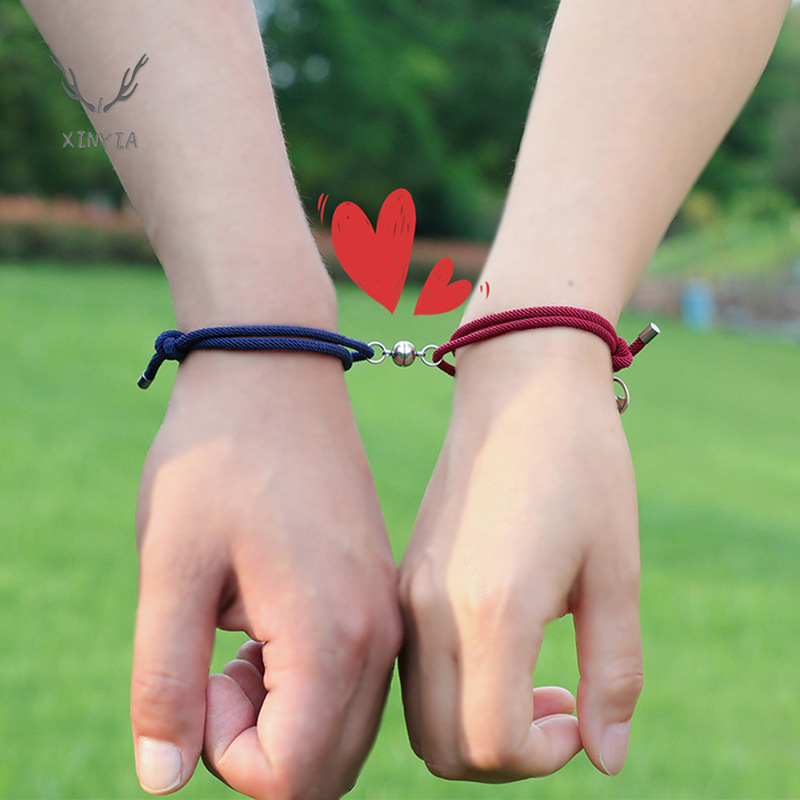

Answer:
[432,306,659,377]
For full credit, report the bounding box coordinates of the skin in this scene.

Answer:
[135,350,401,798]
[399,0,790,781]
[19,0,791,795]
[20,2,401,796]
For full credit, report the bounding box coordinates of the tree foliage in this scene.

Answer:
[3,0,800,238]
[0,1,121,201]
[686,6,800,222]
[263,0,556,237]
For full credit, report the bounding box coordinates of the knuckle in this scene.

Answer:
[597,664,645,710]
[604,552,641,597]
[131,668,195,723]
[423,739,519,779]
[614,565,641,600]
[329,603,376,657]
[456,724,524,774]
[450,578,531,640]
[398,562,441,618]
[270,775,306,800]
[460,741,515,774]
[409,740,468,781]
[425,757,464,780]
[380,607,404,657]
[256,775,300,800]
[449,579,487,618]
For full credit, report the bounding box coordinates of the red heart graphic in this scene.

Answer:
[414,257,472,316]
[332,189,416,314]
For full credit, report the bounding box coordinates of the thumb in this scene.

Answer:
[131,553,219,794]
[573,551,643,777]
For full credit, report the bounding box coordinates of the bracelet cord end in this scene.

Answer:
[629,322,660,356]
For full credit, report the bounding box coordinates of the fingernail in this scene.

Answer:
[599,722,630,776]
[137,738,183,793]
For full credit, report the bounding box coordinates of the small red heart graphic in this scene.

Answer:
[332,189,416,314]
[414,257,472,316]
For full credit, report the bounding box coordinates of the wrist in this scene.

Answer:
[164,236,338,331]
[461,239,639,328]
[450,326,618,421]
[462,286,623,332]
[166,344,353,425]
[455,325,614,381]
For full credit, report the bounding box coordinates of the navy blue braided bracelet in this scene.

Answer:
[138,325,375,388]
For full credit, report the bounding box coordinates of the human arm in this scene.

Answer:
[19,1,401,796]
[399,0,790,780]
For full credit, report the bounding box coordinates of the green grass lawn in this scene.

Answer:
[648,214,800,280]
[1,263,799,799]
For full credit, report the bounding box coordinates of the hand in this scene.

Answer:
[398,328,643,781]
[131,351,402,799]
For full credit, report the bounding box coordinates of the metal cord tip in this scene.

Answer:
[638,323,660,345]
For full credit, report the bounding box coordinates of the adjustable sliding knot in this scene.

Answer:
[154,330,186,361]
[138,325,374,388]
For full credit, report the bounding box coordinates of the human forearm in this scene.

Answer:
[467,0,790,324]
[20,6,400,798]
[400,2,791,783]
[21,0,334,329]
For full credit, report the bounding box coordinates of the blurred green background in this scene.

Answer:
[5,0,800,241]
[2,0,800,798]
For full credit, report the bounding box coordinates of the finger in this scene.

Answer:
[532,686,576,720]
[397,608,425,758]
[131,559,220,795]
[257,639,376,798]
[523,714,582,773]
[456,625,582,780]
[317,644,397,796]
[204,673,269,798]
[205,637,368,799]
[573,551,643,776]
[236,639,266,673]
[398,565,461,771]
[223,658,267,710]
[316,586,402,793]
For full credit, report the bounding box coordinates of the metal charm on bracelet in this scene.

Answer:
[367,341,442,367]
[614,376,630,414]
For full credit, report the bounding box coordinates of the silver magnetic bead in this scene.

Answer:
[391,340,416,366]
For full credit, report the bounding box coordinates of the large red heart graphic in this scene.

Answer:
[414,257,472,315]
[332,189,416,314]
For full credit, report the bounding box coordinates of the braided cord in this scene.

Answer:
[138,325,374,388]
[433,306,657,377]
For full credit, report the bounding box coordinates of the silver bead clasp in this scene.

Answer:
[391,340,416,366]
[367,341,442,367]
